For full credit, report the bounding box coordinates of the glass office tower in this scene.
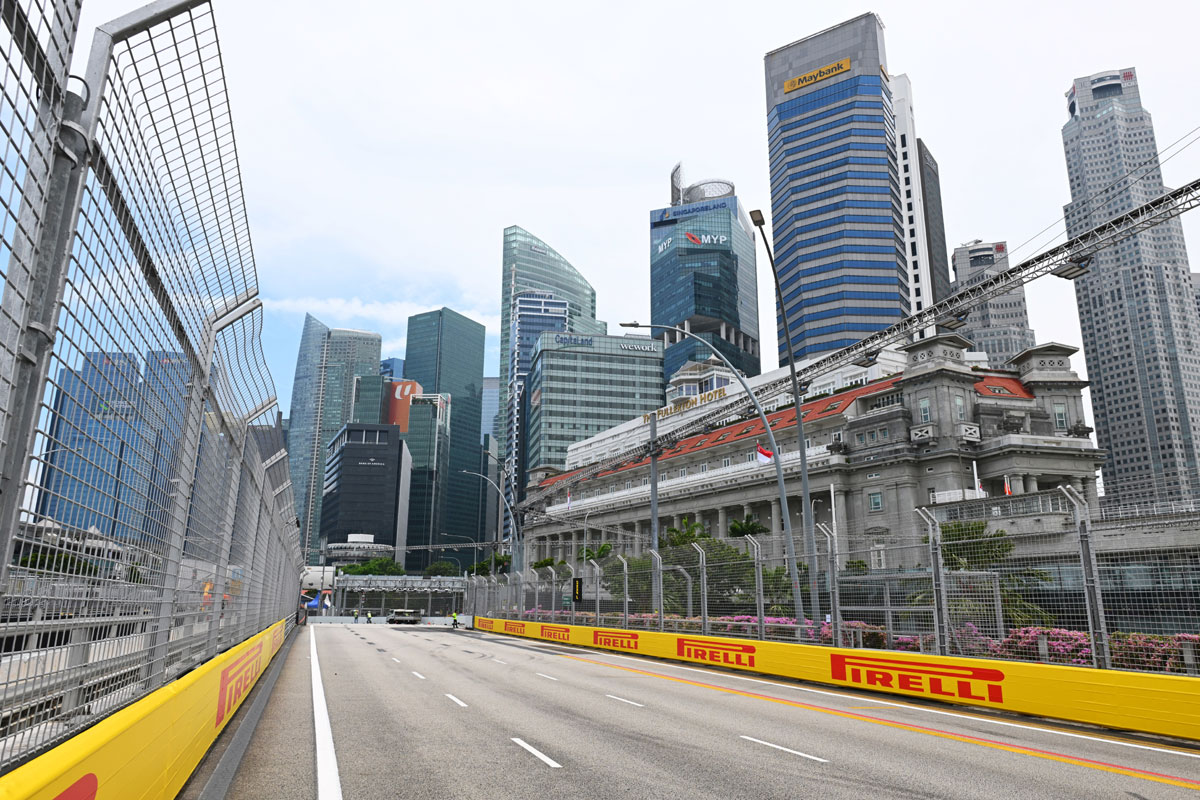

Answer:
[763,14,908,363]
[404,308,486,556]
[650,165,759,381]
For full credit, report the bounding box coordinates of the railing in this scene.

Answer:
[0,0,300,773]
[470,493,1200,678]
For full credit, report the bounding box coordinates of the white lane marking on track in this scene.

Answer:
[512,738,562,768]
[535,672,558,681]
[478,635,1200,762]
[310,629,343,800]
[493,659,507,664]
[741,735,828,763]
[412,671,426,679]
[392,658,401,663]
[446,694,468,707]
[605,694,645,707]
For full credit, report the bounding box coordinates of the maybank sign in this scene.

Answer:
[784,58,851,93]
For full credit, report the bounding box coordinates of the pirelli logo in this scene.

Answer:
[830,654,1005,703]
[677,637,756,668]
[504,621,525,634]
[476,618,494,631]
[216,641,264,727]
[271,624,284,653]
[593,630,639,650]
[541,625,571,642]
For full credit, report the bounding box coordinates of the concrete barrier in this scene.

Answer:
[474,617,1200,741]
[0,620,288,800]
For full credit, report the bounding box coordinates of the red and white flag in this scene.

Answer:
[1003,475,1012,496]
[756,443,773,464]
[566,489,572,510]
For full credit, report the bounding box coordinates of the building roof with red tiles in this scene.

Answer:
[973,376,1035,400]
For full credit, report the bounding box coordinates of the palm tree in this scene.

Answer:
[578,542,613,561]
[728,515,768,538]
[664,517,708,547]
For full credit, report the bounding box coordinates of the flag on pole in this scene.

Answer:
[566,488,572,510]
[756,443,773,464]
[1003,475,1012,496]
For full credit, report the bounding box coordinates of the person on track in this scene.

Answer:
[366,611,373,624]
[452,612,459,629]
[353,609,359,623]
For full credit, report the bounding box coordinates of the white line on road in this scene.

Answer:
[310,629,343,799]
[512,738,562,768]
[741,735,828,763]
[391,658,401,663]
[493,659,507,664]
[412,671,426,680]
[605,694,644,707]
[446,694,468,707]
[535,672,558,681]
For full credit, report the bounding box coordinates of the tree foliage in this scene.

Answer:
[469,553,511,576]
[578,542,612,562]
[339,558,406,576]
[424,560,459,577]
[728,516,768,538]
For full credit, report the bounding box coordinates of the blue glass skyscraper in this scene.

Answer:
[650,165,760,381]
[763,14,908,363]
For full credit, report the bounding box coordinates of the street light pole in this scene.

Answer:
[749,208,821,627]
[462,470,522,574]
[620,321,805,630]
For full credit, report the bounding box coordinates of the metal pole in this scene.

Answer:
[589,559,601,625]
[750,216,820,629]
[693,542,708,636]
[817,523,839,647]
[616,555,628,628]
[463,470,521,577]
[650,550,664,632]
[747,536,765,640]
[916,508,949,656]
[1060,486,1111,669]
[648,413,660,622]
[621,322,804,633]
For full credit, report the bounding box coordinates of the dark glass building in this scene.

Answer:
[320,423,411,564]
[650,166,760,381]
[403,308,486,559]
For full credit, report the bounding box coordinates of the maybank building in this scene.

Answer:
[764,14,908,363]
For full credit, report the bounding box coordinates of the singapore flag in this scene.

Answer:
[756,443,773,464]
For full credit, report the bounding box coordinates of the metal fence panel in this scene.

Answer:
[0,1,300,772]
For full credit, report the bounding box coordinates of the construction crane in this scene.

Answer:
[519,176,1200,512]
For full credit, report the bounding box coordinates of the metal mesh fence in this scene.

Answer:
[0,1,300,772]
[475,491,1200,680]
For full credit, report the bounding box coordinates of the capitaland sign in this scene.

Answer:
[829,654,1005,703]
[553,334,593,347]
[642,386,728,423]
[784,58,851,93]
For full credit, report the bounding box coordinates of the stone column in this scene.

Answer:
[1026,474,1040,493]
[741,503,752,522]
[1082,477,1099,509]
[770,498,781,537]
[1011,474,1026,495]
[1070,477,1083,494]
[672,514,681,531]
[717,507,728,539]
[569,531,580,565]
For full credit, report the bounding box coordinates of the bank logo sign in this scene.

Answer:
[830,654,1005,703]
[784,58,851,93]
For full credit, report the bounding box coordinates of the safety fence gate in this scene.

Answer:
[0,0,301,773]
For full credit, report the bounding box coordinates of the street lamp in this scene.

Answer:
[462,470,522,574]
[438,532,481,571]
[620,321,806,630]
[748,207,821,626]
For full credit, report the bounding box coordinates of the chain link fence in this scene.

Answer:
[469,488,1199,679]
[0,0,301,773]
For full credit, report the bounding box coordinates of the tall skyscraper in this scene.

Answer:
[950,240,1036,367]
[480,376,499,445]
[287,314,382,562]
[497,226,605,459]
[404,308,486,554]
[892,75,951,331]
[1061,68,1200,502]
[650,164,760,381]
[380,357,404,379]
[764,14,908,363]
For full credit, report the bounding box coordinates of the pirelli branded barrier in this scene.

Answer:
[475,618,1200,741]
[0,620,288,800]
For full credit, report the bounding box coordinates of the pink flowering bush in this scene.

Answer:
[996,626,1094,666]
[1110,632,1200,674]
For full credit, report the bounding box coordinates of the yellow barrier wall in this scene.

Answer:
[475,617,1200,741]
[0,619,288,800]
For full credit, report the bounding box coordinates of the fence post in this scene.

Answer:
[916,508,949,656]
[818,523,839,647]
[616,555,628,629]
[649,551,664,632]
[589,559,601,625]
[746,536,765,640]
[1060,486,1111,669]
[692,542,708,636]
[548,566,557,618]
[206,436,247,659]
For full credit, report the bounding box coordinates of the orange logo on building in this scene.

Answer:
[830,654,1005,703]
[476,618,494,630]
[594,630,639,650]
[677,637,756,668]
[541,625,570,642]
[52,774,97,800]
[216,641,263,727]
[504,621,525,634]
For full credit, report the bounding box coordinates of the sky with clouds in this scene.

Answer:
[74,0,1200,417]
